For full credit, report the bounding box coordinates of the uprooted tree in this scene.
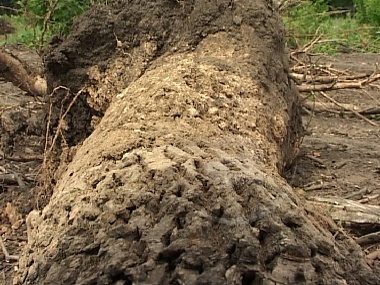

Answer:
[2,0,379,284]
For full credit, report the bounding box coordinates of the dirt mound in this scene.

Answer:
[10,1,380,285]
[43,0,292,150]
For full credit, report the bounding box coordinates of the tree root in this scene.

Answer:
[0,48,46,97]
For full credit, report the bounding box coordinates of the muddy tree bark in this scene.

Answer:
[14,1,379,284]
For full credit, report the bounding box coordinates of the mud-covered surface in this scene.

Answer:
[43,0,294,151]
[0,1,380,285]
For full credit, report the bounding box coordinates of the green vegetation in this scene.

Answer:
[1,0,379,54]
[283,0,380,54]
[20,0,93,36]
[355,0,380,26]
[1,0,112,48]
[1,15,44,47]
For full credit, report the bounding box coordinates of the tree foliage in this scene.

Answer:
[355,0,380,26]
[326,0,380,25]
[0,0,112,47]
[18,0,95,36]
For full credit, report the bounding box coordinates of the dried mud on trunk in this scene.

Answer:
[3,1,379,285]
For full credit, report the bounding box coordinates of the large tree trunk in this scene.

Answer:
[14,1,379,284]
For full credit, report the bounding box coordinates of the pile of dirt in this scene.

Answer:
[41,0,301,197]
[43,0,297,161]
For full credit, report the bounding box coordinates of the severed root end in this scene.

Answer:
[0,49,47,97]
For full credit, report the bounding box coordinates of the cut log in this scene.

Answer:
[357,231,380,247]
[14,1,379,285]
[308,196,380,235]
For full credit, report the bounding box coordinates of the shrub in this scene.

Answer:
[284,0,330,49]
[283,0,379,54]
[355,0,380,26]
[1,0,113,47]
[18,0,92,36]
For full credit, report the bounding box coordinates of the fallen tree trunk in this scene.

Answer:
[14,1,379,284]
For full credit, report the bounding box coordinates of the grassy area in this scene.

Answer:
[1,0,109,48]
[283,1,380,54]
[2,1,380,54]
[0,15,45,47]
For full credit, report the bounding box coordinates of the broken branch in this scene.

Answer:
[0,235,19,262]
[0,49,46,97]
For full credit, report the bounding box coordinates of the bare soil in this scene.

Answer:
[0,50,44,283]
[286,54,380,264]
[0,2,379,284]
[286,54,380,205]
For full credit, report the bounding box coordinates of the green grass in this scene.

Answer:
[0,15,46,47]
[283,1,380,55]
[2,1,380,54]
[1,0,111,48]
[315,17,378,54]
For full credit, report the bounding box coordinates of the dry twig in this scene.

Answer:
[0,235,19,262]
[367,249,380,260]
[0,173,27,190]
[319,91,378,127]
[39,0,60,49]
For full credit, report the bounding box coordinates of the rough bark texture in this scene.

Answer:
[14,1,379,285]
